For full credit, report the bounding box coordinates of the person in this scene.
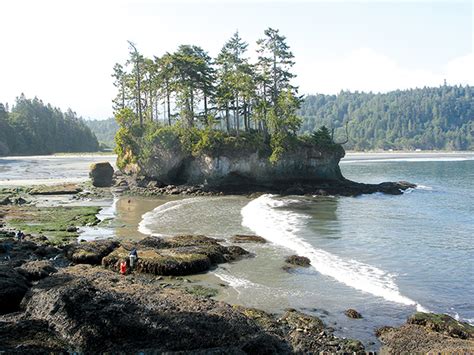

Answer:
[119,259,127,275]
[16,230,25,243]
[129,248,138,269]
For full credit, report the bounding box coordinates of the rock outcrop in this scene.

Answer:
[0,265,365,353]
[377,312,474,354]
[345,308,363,319]
[230,235,267,244]
[102,235,249,276]
[89,162,114,187]
[285,255,311,267]
[133,137,345,188]
[0,265,29,314]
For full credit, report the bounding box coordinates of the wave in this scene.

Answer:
[241,195,427,311]
[453,312,474,326]
[214,272,258,291]
[138,197,208,236]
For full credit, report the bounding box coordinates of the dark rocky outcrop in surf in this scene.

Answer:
[230,234,267,244]
[345,309,363,319]
[285,255,311,267]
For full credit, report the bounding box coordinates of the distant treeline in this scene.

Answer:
[0,95,99,155]
[300,85,474,151]
[84,118,118,149]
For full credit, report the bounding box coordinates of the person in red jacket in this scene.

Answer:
[119,259,127,275]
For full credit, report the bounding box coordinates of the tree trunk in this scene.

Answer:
[167,90,171,126]
[225,103,230,133]
[137,62,143,127]
[204,94,208,124]
[235,95,240,137]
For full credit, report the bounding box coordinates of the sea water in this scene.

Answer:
[139,155,474,346]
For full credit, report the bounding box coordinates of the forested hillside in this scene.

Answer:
[0,95,99,155]
[299,86,474,151]
[84,117,118,149]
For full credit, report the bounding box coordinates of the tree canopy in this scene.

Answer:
[113,28,305,163]
[299,85,474,151]
[0,95,99,155]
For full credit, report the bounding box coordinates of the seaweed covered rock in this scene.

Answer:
[407,312,474,339]
[66,240,119,265]
[89,162,114,187]
[0,265,30,314]
[285,255,311,267]
[16,260,57,281]
[102,246,211,276]
[345,308,363,319]
[104,236,249,276]
[230,235,267,244]
[377,312,474,353]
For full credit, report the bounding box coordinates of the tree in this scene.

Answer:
[256,28,302,155]
[127,41,144,127]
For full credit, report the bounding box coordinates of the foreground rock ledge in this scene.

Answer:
[0,265,365,353]
[377,312,474,354]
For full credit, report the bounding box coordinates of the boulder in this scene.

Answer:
[285,255,311,267]
[66,240,120,265]
[0,265,30,314]
[89,162,114,187]
[16,260,57,281]
[344,308,363,319]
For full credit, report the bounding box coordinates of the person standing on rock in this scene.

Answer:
[16,230,25,243]
[129,248,138,269]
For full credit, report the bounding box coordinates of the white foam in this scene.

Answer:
[241,194,425,309]
[214,272,257,289]
[138,197,207,236]
[453,312,474,325]
[415,184,433,190]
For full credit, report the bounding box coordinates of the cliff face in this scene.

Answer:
[131,139,345,187]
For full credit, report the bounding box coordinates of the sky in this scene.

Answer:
[0,0,472,119]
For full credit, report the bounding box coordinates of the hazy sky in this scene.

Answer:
[1,0,472,119]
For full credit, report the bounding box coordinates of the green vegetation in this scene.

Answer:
[113,28,338,165]
[0,95,99,155]
[300,85,474,151]
[4,205,100,244]
[84,117,119,149]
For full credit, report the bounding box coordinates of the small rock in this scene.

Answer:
[285,255,311,267]
[344,309,363,319]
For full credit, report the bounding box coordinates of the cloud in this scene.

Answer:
[298,48,474,95]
